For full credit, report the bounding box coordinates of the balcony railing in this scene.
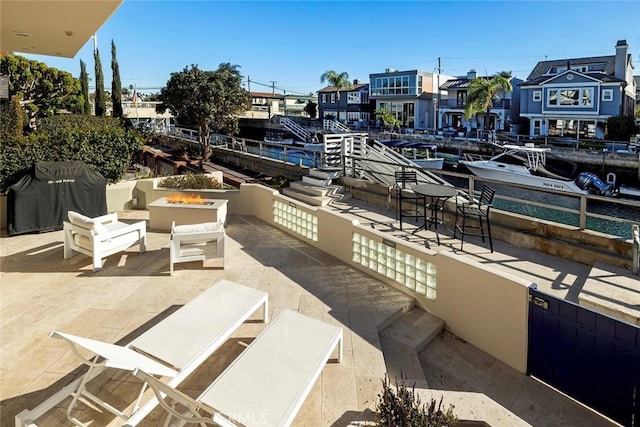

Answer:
[441,99,511,109]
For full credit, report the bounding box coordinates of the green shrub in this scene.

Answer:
[160,174,223,190]
[0,96,24,138]
[0,114,143,194]
[376,375,457,427]
[257,175,290,189]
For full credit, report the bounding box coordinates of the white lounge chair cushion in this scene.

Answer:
[68,210,108,234]
[200,310,342,427]
[173,222,223,234]
[130,280,267,370]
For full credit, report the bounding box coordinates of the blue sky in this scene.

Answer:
[24,1,640,96]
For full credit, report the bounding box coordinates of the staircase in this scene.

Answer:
[323,119,352,133]
[279,117,311,142]
[379,306,445,388]
[282,167,349,206]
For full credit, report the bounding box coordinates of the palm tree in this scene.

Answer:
[464,71,513,137]
[320,70,351,123]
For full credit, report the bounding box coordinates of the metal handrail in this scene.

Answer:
[163,128,640,240]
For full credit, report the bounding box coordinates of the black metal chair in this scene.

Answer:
[394,170,424,230]
[455,185,496,252]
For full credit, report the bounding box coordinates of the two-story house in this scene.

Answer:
[368,68,454,130]
[317,80,374,126]
[439,69,522,135]
[519,39,636,139]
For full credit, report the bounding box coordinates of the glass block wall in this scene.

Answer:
[352,232,437,299]
[273,200,318,241]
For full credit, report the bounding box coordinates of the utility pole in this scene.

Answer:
[269,81,277,95]
[247,76,251,93]
[91,33,97,53]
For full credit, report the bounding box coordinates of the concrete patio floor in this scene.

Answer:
[0,209,622,426]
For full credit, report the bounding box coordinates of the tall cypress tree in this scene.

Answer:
[94,47,106,116]
[111,40,123,118]
[79,59,90,115]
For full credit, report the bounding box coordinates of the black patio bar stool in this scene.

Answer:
[454,184,496,252]
[393,170,424,230]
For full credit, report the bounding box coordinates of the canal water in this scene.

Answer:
[443,175,640,240]
[246,144,320,168]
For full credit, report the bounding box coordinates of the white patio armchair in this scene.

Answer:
[170,221,226,274]
[63,211,147,271]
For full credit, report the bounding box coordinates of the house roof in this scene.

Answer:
[522,54,631,86]
[519,70,626,87]
[318,83,369,93]
[440,77,489,89]
[440,75,522,90]
[250,91,283,98]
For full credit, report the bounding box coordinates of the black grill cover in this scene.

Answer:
[7,161,108,236]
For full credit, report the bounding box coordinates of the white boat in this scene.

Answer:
[460,143,616,197]
[264,136,294,145]
[618,185,640,199]
[264,129,296,145]
[411,157,445,170]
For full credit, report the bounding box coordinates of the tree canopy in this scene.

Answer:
[375,108,401,131]
[464,72,513,130]
[94,48,106,116]
[79,59,90,115]
[111,40,123,118]
[157,63,250,169]
[303,100,317,119]
[0,54,81,121]
[320,70,351,122]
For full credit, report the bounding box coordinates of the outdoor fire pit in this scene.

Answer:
[148,195,228,231]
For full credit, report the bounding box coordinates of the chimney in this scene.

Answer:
[353,79,359,85]
[467,69,477,79]
[615,39,628,80]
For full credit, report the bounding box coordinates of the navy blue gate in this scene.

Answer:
[528,288,640,426]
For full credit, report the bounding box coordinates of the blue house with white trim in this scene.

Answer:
[519,39,636,139]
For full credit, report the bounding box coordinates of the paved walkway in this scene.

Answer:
[0,211,620,426]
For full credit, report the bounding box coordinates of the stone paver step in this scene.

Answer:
[380,337,429,388]
[281,188,331,206]
[310,167,343,180]
[290,181,333,197]
[380,306,445,352]
[302,175,333,187]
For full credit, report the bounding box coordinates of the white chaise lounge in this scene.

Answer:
[15,280,269,427]
[63,210,147,271]
[133,309,343,427]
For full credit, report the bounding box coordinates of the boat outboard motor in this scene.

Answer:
[574,172,616,197]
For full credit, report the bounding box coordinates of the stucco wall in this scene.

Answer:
[234,184,531,372]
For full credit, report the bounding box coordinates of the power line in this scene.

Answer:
[249,78,311,96]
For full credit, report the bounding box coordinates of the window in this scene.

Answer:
[370,75,419,96]
[330,93,335,103]
[560,90,579,105]
[347,92,360,103]
[321,94,327,103]
[547,88,593,107]
[602,89,613,101]
[581,89,592,106]
[533,91,541,102]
